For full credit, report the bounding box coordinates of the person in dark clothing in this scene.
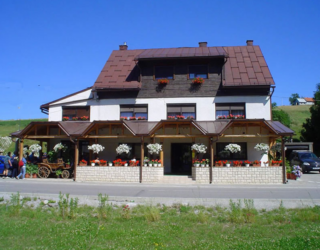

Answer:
[11,156,19,179]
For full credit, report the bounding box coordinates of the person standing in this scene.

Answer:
[2,152,12,179]
[11,156,19,179]
[16,159,26,180]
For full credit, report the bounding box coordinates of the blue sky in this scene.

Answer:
[1,0,319,120]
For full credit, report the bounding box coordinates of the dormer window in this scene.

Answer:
[189,65,208,79]
[155,66,174,80]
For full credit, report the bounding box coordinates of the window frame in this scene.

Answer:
[216,142,247,160]
[154,66,175,80]
[167,104,196,119]
[120,105,148,120]
[188,65,209,79]
[62,106,90,120]
[215,103,246,119]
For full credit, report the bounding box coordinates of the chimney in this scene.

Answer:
[119,42,128,50]
[246,40,253,46]
[199,42,207,47]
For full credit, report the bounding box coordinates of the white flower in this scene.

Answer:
[116,144,131,155]
[191,143,207,154]
[147,143,162,155]
[29,144,42,157]
[270,144,282,153]
[0,136,12,152]
[53,143,67,152]
[88,144,105,154]
[254,143,269,152]
[225,144,241,153]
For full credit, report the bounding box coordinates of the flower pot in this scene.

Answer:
[25,173,31,178]
[108,163,112,167]
[144,164,147,167]
[253,164,260,167]
[157,164,161,167]
[194,164,200,167]
[148,164,153,167]
[200,164,205,167]
[32,173,38,178]
[265,163,269,167]
[91,163,95,167]
[100,163,107,166]
[124,163,128,167]
[245,164,250,167]
[226,164,230,167]
[206,164,209,167]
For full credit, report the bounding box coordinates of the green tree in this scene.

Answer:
[272,109,291,128]
[301,83,320,153]
[272,102,277,108]
[289,93,300,105]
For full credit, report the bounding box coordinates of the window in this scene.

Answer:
[62,107,90,120]
[155,66,174,79]
[167,104,196,119]
[189,65,208,79]
[120,105,148,120]
[215,103,245,119]
[216,142,247,160]
[117,143,148,161]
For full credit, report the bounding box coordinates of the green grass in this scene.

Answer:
[0,194,320,249]
[0,118,47,153]
[275,105,311,140]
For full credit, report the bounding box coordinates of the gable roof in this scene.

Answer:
[93,42,275,90]
[304,97,314,102]
[297,98,306,103]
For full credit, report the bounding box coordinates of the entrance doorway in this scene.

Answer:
[171,143,192,175]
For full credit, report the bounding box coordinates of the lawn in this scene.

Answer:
[0,119,47,153]
[0,193,319,249]
[275,105,311,140]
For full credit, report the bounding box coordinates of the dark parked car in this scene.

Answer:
[290,151,320,173]
[0,156,5,175]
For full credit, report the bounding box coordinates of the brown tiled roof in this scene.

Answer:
[134,47,227,60]
[304,97,314,102]
[93,44,274,90]
[94,49,144,90]
[223,46,274,86]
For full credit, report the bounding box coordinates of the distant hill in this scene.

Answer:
[0,118,47,153]
[274,105,311,140]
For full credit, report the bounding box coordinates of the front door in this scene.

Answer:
[171,143,192,175]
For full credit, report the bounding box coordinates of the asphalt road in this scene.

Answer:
[1,173,320,200]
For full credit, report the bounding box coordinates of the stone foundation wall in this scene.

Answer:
[76,166,163,183]
[192,167,283,184]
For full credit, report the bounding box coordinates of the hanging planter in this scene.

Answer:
[88,144,105,154]
[157,78,169,85]
[224,144,241,153]
[192,77,204,84]
[116,144,131,155]
[254,143,269,152]
[147,143,162,155]
[191,143,207,154]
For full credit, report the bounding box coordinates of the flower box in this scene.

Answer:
[167,116,175,120]
[192,77,204,84]
[215,161,223,167]
[157,78,169,85]
[80,116,89,121]
[62,117,70,121]
[79,160,87,166]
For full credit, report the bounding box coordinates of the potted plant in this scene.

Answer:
[65,160,71,168]
[88,144,105,154]
[129,117,136,120]
[90,160,96,166]
[252,160,261,167]
[25,164,32,178]
[79,159,87,166]
[225,144,241,153]
[157,160,162,167]
[31,164,38,178]
[186,116,194,120]
[80,116,89,121]
[123,161,128,167]
[147,143,162,155]
[144,157,149,167]
[113,159,122,166]
[137,117,146,120]
[191,143,207,154]
[193,159,200,167]
[100,160,107,166]
[205,159,210,167]
[116,144,132,155]
[200,159,206,167]
[271,160,282,166]
[192,77,204,84]
[215,160,223,167]
[120,117,126,121]
[225,160,231,167]
[62,116,70,121]
[148,160,153,167]
[292,165,302,180]
[108,161,113,167]
[263,161,269,167]
[233,161,243,167]
[176,115,185,120]
[286,166,292,179]
[157,78,169,85]
[72,117,79,121]
[55,169,62,178]
[244,160,251,167]
[167,116,175,120]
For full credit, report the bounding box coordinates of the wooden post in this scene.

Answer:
[74,139,79,181]
[89,139,93,162]
[140,136,144,183]
[210,137,214,184]
[19,139,24,160]
[160,139,164,168]
[281,136,286,184]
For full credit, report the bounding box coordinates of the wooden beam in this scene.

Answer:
[84,135,136,139]
[109,124,111,135]
[25,135,69,139]
[281,136,286,184]
[154,135,208,138]
[46,126,49,135]
[35,125,38,135]
[222,134,278,138]
[176,124,179,135]
[210,137,214,184]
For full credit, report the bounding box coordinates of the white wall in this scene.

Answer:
[49,94,271,121]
